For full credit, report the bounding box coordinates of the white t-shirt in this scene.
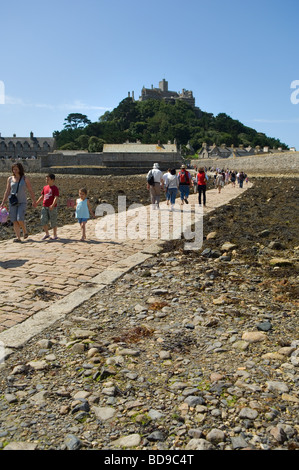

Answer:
[148,168,163,183]
[166,174,179,189]
[163,172,170,185]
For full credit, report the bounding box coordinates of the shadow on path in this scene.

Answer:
[0,259,28,269]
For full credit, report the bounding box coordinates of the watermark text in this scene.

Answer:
[94,197,203,250]
[290,80,299,104]
[0,341,5,364]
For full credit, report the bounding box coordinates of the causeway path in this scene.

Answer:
[0,181,252,356]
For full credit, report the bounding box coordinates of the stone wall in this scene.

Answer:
[191,152,299,175]
[41,151,182,171]
[41,153,102,168]
[41,167,148,176]
[3,151,298,176]
[0,158,41,173]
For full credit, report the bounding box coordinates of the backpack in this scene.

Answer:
[179,170,190,184]
[147,170,155,186]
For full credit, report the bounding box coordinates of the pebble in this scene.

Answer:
[241,332,267,343]
[230,435,250,450]
[239,407,258,420]
[64,434,82,450]
[113,434,141,448]
[92,406,116,421]
[206,429,226,444]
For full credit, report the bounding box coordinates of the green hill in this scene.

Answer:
[53,98,288,153]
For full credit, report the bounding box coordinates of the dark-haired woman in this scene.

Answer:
[197,167,207,206]
[166,169,179,211]
[0,163,36,242]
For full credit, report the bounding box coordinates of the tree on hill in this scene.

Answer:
[53,99,288,152]
[64,113,91,130]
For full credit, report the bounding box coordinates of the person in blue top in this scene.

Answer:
[75,188,95,241]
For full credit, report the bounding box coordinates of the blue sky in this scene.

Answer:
[1,0,299,149]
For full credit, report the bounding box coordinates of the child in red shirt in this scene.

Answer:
[35,174,59,240]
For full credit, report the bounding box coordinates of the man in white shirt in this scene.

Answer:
[147,163,164,209]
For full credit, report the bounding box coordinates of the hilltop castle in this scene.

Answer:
[128,79,199,111]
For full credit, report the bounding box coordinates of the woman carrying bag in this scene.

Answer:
[0,163,36,242]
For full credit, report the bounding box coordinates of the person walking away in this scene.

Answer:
[75,187,95,241]
[178,165,191,205]
[225,170,230,185]
[215,171,224,193]
[192,167,198,194]
[147,163,164,209]
[0,163,36,242]
[213,171,218,187]
[197,167,207,206]
[35,174,59,240]
[230,171,236,187]
[239,171,245,188]
[163,169,171,205]
[166,169,179,211]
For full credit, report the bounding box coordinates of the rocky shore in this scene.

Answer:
[0,177,298,451]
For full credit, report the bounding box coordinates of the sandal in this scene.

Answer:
[13,238,22,243]
[42,234,50,240]
[24,233,28,239]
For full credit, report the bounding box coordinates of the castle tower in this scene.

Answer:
[159,79,168,92]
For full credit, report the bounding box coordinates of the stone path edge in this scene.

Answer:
[0,247,162,358]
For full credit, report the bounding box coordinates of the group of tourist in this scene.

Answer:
[211,168,248,193]
[147,163,197,211]
[146,163,248,210]
[0,162,248,244]
[0,162,94,243]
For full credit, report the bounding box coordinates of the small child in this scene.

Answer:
[75,188,95,241]
[35,173,59,240]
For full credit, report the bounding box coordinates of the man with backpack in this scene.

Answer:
[178,165,191,205]
[146,163,164,209]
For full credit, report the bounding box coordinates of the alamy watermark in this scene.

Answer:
[0,81,5,105]
[290,80,299,104]
[0,341,5,365]
[94,196,203,250]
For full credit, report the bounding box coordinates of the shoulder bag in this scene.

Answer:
[9,177,22,206]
